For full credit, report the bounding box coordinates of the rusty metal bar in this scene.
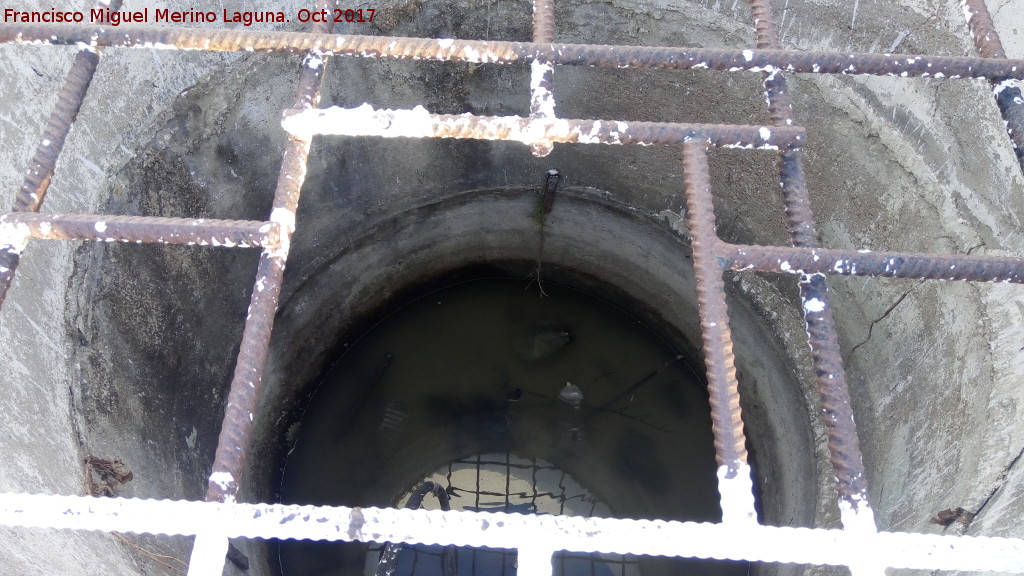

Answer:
[4,24,1024,80]
[16,54,96,213]
[529,0,557,157]
[959,0,1024,172]
[747,0,874,532]
[281,104,805,150]
[0,213,272,247]
[0,0,122,309]
[204,0,337,506]
[680,140,756,525]
[532,0,555,44]
[723,243,1024,283]
[751,7,795,128]
[961,0,1009,59]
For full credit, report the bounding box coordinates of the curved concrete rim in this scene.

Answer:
[245,185,816,576]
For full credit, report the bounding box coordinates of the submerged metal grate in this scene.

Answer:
[1,0,1024,575]
[364,452,641,576]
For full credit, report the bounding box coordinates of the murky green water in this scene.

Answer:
[278,278,747,576]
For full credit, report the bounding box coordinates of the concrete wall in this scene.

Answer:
[0,0,245,571]
[0,0,1022,574]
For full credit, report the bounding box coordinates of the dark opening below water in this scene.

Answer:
[278,278,749,576]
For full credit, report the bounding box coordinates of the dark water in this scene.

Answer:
[278,279,747,576]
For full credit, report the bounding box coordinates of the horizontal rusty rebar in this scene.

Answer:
[205,0,336,505]
[723,243,1024,283]
[281,105,805,150]
[959,0,1024,172]
[0,213,273,247]
[4,24,1024,80]
[16,50,99,213]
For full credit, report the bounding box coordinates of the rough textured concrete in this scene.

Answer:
[0,1,249,572]
[0,0,1022,575]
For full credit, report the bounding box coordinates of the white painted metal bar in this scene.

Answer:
[716,464,759,526]
[187,533,229,576]
[840,496,884,576]
[2,493,1023,573]
[518,545,556,576]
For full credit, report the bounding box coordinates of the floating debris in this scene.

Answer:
[513,329,572,362]
[558,381,584,407]
[558,382,585,442]
[378,401,409,445]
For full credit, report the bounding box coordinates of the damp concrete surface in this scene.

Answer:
[0,0,1023,575]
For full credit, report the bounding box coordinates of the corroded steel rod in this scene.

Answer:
[0,0,123,308]
[0,213,272,247]
[281,104,805,150]
[722,243,1024,283]
[960,0,1024,172]
[3,24,1023,80]
[747,0,874,530]
[681,141,756,525]
[529,0,556,156]
[204,0,336,506]
[5,493,1024,572]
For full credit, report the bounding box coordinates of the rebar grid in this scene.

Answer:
[0,1,1023,575]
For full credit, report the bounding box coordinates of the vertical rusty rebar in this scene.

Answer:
[960,0,1008,59]
[204,0,337,505]
[748,0,874,527]
[531,0,555,44]
[529,0,556,157]
[0,0,123,309]
[960,0,1024,172]
[681,140,756,525]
